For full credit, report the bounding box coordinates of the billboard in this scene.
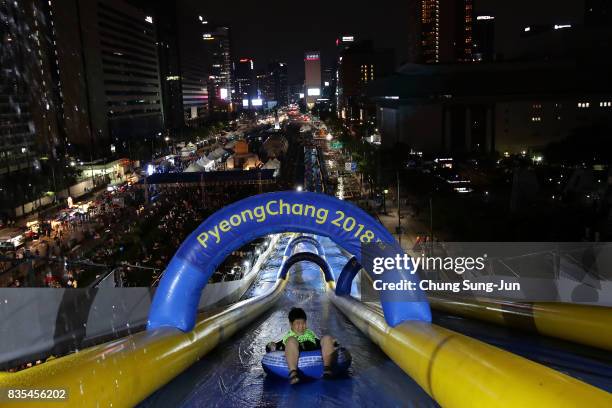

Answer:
[251,98,263,106]
[307,88,321,96]
[305,52,320,61]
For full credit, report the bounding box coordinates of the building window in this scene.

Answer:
[577,102,590,108]
[531,116,542,122]
[600,101,612,107]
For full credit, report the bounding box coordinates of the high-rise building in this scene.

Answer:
[0,0,39,181]
[337,41,395,122]
[255,70,267,102]
[51,0,163,160]
[304,51,321,107]
[332,35,357,111]
[234,58,255,107]
[0,0,75,215]
[177,11,212,122]
[322,67,334,99]
[473,15,495,62]
[127,0,184,133]
[204,25,233,114]
[268,61,289,107]
[420,0,473,64]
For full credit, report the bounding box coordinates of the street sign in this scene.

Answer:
[331,141,343,149]
[351,162,358,172]
[345,162,352,171]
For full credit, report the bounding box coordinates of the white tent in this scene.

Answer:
[196,156,215,170]
[180,143,197,157]
[184,162,205,173]
[207,147,228,161]
[263,158,281,177]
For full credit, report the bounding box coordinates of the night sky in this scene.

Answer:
[182,0,586,84]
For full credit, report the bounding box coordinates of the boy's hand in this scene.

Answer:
[266,342,277,352]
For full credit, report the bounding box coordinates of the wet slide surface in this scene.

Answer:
[139,237,438,408]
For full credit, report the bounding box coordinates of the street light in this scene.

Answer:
[296,185,303,192]
[382,189,388,214]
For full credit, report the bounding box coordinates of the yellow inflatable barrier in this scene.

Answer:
[329,292,612,408]
[428,295,612,351]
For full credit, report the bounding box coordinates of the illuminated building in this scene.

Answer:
[420,0,473,63]
[473,16,495,62]
[127,0,184,132]
[0,0,39,182]
[234,58,255,107]
[267,61,289,107]
[49,0,164,159]
[204,26,233,114]
[337,41,394,122]
[304,51,322,107]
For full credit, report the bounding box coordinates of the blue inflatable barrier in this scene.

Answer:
[262,348,352,379]
[148,191,431,332]
[283,235,325,258]
[277,251,334,282]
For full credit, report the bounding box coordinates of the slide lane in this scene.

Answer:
[139,240,438,407]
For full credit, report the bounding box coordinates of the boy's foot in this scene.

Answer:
[288,369,300,385]
[323,366,333,379]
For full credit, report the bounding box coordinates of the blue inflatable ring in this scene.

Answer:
[262,348,352,379]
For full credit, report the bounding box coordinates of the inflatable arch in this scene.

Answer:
[283,235,326,258]
[148,191,431,332]
[277,251,334,282]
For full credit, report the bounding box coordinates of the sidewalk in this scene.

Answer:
[378,209,420,253]
[375,200,444,256]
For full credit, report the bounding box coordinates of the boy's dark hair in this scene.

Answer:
[288,307,307,322]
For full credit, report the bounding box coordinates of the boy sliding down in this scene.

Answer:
[266,307,338,384]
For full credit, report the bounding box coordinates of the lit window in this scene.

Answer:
[578,102,590,108]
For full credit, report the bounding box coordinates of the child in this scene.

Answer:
[266,307,338,384]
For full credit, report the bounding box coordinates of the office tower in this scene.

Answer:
[0,0,72,213]
[234,58,255,107]
[204,25,233,114]
[127,0,184,132]
[177,11,212,121]
[337,41,395,121]
[51,0,163,159]
[0,0,39,180]
[473,15,495,62]
[304,51,321,108]
[420,0,473,63]
[322,67,334,99]
[268,61,289,107]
